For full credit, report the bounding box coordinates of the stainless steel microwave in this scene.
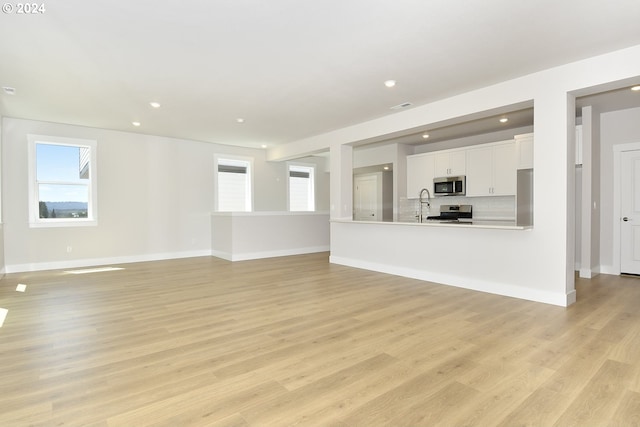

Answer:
[434,176,465,196]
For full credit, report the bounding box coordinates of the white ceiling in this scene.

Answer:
[1,1,639,149]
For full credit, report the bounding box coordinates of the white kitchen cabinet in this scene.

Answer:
[466,141,516,197]
[515,133,533,169]
[406,153,435,199]
[434,150,466,177]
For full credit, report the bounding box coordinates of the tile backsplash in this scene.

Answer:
[399,195,515,222]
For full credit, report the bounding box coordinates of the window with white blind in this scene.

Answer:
[28,134,98,227]
[288,164,315,211]
[216,156,252,212]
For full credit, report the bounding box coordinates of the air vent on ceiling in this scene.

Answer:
[390,102,412,110]
[2,87,16,95]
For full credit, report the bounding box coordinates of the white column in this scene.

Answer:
[330,143,353,220]
[534,90,576,303]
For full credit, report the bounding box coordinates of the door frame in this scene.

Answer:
[613,142,640,275]
[353,172,383,221]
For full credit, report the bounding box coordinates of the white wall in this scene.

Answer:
[412,125,534,155]
[599,107,640,273]
[211,212,330,261]
[1,118,329,272]
[0,117,4,276]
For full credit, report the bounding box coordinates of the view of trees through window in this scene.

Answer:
[36,143,91,219]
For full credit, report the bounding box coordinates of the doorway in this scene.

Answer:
[353,171,393,221]
[353,173,381,221]
[620,148,640,275]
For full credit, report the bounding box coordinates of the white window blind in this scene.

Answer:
[288,165,314,211]
[217,158,252,211]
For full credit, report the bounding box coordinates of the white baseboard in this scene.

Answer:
[5,250,213,273]
[212,245,329,262]
[579,268,593,279]
[330,255,573,307]
[579,267,603,279]
[599,265,620,276]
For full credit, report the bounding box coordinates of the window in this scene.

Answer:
[28,135,98,227]
[288,164,315,211]
[215,156,252,211]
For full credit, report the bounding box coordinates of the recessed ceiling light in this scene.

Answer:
[422,134,430,139]
[2,86,16,95]
[261,144,267,149]
[632,85,640,91]
[499,117,508,123]
[236,118,245,123]
[384,80,396,88]
[132,121,141,127]
[149,102,161,108]
[383,166,389,170]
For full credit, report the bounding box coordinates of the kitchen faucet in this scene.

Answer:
[418,188,431,223]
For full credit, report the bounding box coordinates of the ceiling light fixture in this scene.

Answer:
[383,166,389,170]
[632,85,640,91]
[261,144,267,149]
[236,118,245,123]
[2,86,16,95]
[384,80,396,88]
[499,117,508,123]
[132,121,141,127]
[422,134,430,139]
[149,102,161,108]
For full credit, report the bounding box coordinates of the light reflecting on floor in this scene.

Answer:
[0,308,7,327]
[64,267,125,275]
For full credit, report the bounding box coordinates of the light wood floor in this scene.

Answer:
[1,253,640,426]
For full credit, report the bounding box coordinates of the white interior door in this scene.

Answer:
[621,150,640,275]
[354,174,380,221]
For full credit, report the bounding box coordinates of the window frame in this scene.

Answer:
[27,134,98,228]
[214,154,254,212]
[287,162,315,212]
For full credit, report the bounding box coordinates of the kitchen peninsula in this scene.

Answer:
[332,132,546,306]
[334,217,531,230]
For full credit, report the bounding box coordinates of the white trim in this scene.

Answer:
[4,250,212,273]
[27,134,98,227]
[213,245,329,262]
[579,268,594,279]
[214,153,254,212]
[330,255,574,307]
[286,161,316,212]
[613,142,640,276]
[600,265,619,275]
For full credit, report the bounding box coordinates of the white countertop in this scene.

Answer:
[332,218,531,230]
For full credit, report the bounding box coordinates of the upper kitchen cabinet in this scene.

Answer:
[515,133,533,169]
[434,150,466,177]
[466,140,517,197]
[406,153,435,199]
